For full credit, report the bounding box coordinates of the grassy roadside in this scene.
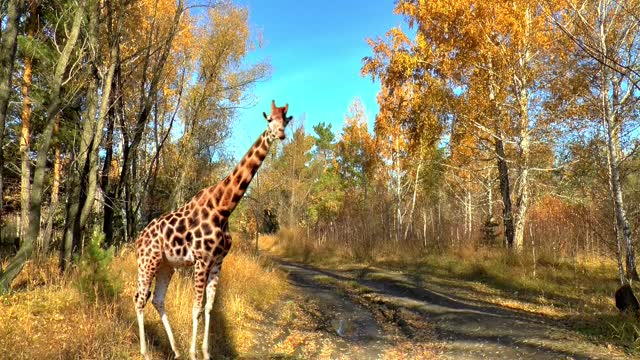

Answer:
[265,230,640,354]
[0,243,289,359]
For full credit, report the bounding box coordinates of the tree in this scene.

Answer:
[18,0,39,242]
[363,0,565,252]
[336,99,377,193]
[335,99,379,253]
[0,0,23,224]
[110,0,187,243]
[553,0,640,280]
[307,122,343,241]
[0,0,268,290]
[169,3,269,209]
[275,120,315,228]
[60,0,123,268]
[1,0,86,292]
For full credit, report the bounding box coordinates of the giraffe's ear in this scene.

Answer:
[286,115,293,124]
[284,103,289,113]
[263,112,271,122]
[271,100,276,111]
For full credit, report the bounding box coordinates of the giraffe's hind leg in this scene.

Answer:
[135,262,156,360]
[202,264,221,360]
[152,264,180,358]
[190,260,209,360]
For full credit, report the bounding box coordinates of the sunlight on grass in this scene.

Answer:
[0,244,289,359]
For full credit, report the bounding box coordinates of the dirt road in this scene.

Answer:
[250,257,629,360]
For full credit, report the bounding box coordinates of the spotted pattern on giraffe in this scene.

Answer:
[134,100,293,360]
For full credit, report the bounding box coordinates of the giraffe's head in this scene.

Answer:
[263,100,292,140]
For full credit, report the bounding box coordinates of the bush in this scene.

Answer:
[276,227,317,262]
[75,231,121,303]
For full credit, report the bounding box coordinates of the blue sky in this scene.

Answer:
[230,0,404,158]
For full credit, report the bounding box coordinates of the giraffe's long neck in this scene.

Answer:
[216,129,274,215]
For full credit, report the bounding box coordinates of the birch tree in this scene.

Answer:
[557,0,640,280]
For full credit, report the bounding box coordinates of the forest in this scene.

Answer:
[1,0,640,359]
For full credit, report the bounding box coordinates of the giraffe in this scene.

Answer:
[134,100,292,360]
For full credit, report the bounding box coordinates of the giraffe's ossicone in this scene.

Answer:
[134,100,293,360]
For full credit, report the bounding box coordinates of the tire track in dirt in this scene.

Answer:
[244,258,437,359]
[269,258,629,360]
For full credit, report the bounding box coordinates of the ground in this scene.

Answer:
[0,246,634,359]
[247,255,631,360]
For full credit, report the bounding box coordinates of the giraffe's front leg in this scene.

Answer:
[191,261,208,360]
[202,265,220,360]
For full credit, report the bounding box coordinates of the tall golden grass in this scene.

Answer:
[0,245,289,359]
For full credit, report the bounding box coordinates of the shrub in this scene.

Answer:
[75,231,121,303]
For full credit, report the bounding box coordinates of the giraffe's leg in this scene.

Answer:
[135,269,154,360]
[202,265,221,360]
[152,264,180,358]
[190,260,208,360]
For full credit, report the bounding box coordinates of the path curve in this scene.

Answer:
[271,258,627,360]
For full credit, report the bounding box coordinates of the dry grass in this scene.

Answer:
[269,228,354,264]
[0,245,289,359]
[422,249,640,353]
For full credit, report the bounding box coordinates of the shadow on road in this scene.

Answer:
[274,258,626,360]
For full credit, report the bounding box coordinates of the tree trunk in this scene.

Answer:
[41,118,61,254]
[437,193,441,245]
[512,6,532,253]
[513,92,530,252]
[19,50,33,240]
[423,207,428,247]
[487,57,515,249]
[170,166,188,209]
[487,169,493,217]
[403,162,421,242]
[495,135,515,248]
[596,12,639,280]
[0,0,22,224]
[101,109,115,246]
[0,0,85,290]
[19,0,39,243]
[102,46,123,247]
[79,51,119,227]
[513,149,529,251]
[394,147,402,243]
[466,185,472,237]
[605,112,638,280]
[614,210,626,285]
